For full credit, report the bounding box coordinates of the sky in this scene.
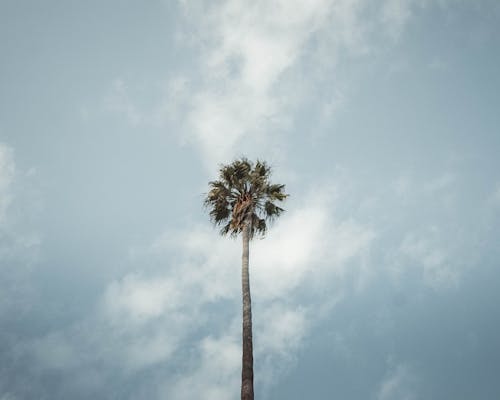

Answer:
[1,0,500,399]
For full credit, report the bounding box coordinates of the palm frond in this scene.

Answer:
[264,201,284,220]
[204,157,288,238]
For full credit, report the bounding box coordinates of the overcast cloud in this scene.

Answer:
[1,1,500,399]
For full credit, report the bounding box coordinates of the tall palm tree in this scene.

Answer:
[204,158,288,400]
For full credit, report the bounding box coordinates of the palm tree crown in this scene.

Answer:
[204,158,288,238]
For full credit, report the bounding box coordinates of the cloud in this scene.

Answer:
[94,1,442,169]
[377,363,418,400]
[393,171,456,200]
[0,144,42,400]
[165,304,308,399]
[0,394,17,400]
[166,334,241,400]
[381,0,419,40]
[489,183,500,207]
[0,143,15,223]
[18,184,374,398]
[252,197,375,299]
[103,79,144,125]
[103,274,183,322]
[397,228,460,290]
[117,185,373,394]
[101,77,191,128]
[256,304,307,356]
[29,299,181,375]
[178,0,336,166]
[0,143,41,320]
[175,0,430,167]
[423,172,456,194]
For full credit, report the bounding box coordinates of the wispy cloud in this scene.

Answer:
[164,332,241,400]
[173,0,433,167]
[489,182,500,207]
[97,0,442,169]
[0,143,15,223]
[0,143,41,320]
[398,229,459,290]
[103,79,145,126]
[179,0,336,166]
[377,362,418,400]
[381,0,420,40]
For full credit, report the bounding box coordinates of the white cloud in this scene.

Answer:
[125,185,372,393]
[167,334,241,400]
[377,363,418,400]
[95,1,439,168]
[252,202,375,299]
[489,182,500,207]
[204,0,334,88]
[0,143,41,320]
[0,394,17,400]
[166,303,308,399]
[256,303,307,356]
[398,229,460,290]
[29,304,181,374]
[179,0,335,166]
[0,143,15,223]
[120,331,177,371]
[177,0,428,167]
[102,76,192,128]
[393,171,456,199]
[424,171,456,193]
[381,0,419,40]
[24,184,374,397]
[103,274,182,322]
[164,303,309,399]
[103,79,144,125]
[251,205,331,298]
[31,333,81,370]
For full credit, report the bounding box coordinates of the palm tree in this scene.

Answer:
[204,158,288,400]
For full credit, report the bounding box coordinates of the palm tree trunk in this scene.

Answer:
[241,222,254,400]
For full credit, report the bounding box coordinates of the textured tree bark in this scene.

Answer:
[241,222,254,400]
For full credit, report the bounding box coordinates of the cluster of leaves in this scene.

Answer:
[204,158,288,238]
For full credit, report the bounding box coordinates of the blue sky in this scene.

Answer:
[1,1,500,399]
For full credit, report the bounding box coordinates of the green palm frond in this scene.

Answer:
[264,201,284,220]
[204,158,288,238]
[251,214,267,237]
